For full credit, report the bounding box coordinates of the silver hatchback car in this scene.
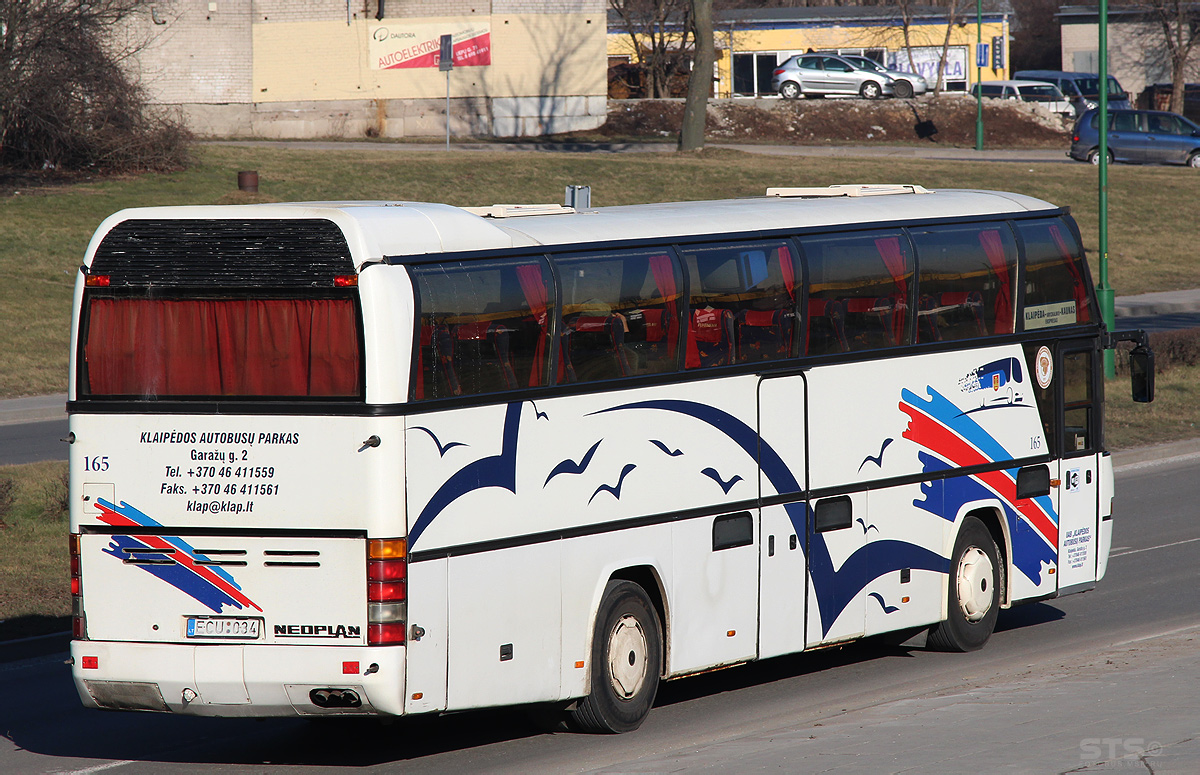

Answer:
[772,54,894,100]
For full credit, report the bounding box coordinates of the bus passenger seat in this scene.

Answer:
[735,309,793,362]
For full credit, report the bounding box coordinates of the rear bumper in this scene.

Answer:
[71,640,406,717]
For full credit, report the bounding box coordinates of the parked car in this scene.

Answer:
[1015,70,1131,116]
[839,55,927,98]
[772,54,894,100]
[970,80,1073,116]
[1068,108,1200,167]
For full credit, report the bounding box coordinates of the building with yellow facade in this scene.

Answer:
[608,6,1009,99]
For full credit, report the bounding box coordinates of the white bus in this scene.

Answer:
[68,185,1152,732]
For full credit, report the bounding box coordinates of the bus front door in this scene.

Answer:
[1055,344,1101,591]
[757,374,810,659]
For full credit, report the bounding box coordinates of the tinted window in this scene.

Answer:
[556,248,681,382]
[801,230,913,354]
[799,56,821,69]
[1146,113,1187,134]
[1111,112,1140,132]
[1018,218,1094,330]
[82,296,362,399]
[679,241,799,367]
[912,224,1018,342]
[412,258,553,399]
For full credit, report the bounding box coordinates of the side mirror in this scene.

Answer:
[1130,345,1155,403]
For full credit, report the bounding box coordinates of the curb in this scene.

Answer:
[1113,290,1200,318]
[0,631,71,663]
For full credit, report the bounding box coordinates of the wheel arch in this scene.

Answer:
[953,502,1011,608]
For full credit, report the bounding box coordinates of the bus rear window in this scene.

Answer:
[81,296,362,399]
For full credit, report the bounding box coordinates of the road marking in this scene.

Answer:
[60,762,134,775]
[1109,536,1200,558]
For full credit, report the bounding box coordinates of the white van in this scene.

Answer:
[971,80,1072,117]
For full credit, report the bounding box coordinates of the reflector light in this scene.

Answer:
[81,656,98,669]
[73,617,86,639]
[84,275,111,287]
[71,577,80,596]
[343,661,359,675]
[70,553,80,576]
[368,581,406,602]
[368,560,406,581]
[334,275,359,287]
[368,538,406,560]
[411,692,423,700]
[368,622,406,645]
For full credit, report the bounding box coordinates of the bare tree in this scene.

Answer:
[1141,0,1200,113]
[931,0,965,95]
[679,0,713,150]
[610,0,695,98]
[0,1,190,172]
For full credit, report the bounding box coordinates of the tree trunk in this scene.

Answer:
[679,0,713,151]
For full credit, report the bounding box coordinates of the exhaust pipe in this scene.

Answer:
[309,688,362,708]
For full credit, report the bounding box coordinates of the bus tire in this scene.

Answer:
[571,580,662,733]
[927,516,1000,652]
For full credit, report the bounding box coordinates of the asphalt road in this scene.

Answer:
[0,419,69,466]
[1,456,1196,774]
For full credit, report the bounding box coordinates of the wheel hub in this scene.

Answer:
[608,613,648,699]
[956,546,995,622]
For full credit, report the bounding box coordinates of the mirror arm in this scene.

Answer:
[1103,327,1149,350]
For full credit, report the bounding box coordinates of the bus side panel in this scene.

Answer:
[405,378,766,697]
[404,557,448,714]
[558,526,672,699]
[804,345,1058,641]
[445,543,561,710]
[863,484,948,636]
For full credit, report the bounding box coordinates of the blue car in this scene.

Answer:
[1068,108,1200,167]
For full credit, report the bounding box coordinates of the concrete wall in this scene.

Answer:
[125,0,606,138]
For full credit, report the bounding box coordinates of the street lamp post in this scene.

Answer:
[1097,0,1115,378]
[975,0,983,151]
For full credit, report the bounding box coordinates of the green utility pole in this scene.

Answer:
[975,0,983,151]
[1097,0,1115,378]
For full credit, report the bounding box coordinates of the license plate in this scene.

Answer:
[186,616,262,640]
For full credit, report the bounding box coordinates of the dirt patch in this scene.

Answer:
[596,96,1072,148]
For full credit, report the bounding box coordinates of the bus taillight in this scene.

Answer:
[69,533,86,639]
[367,538,406,645]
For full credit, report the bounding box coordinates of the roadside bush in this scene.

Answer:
[0,476,14,526]
[0,1,191,172]
[1114,327,1200,376]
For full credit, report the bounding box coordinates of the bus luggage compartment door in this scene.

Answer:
[757,374,809,659]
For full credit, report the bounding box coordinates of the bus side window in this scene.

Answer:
[911,224,1017,342]
[801,230,913,354]
[1018,218,1095,331]
[679,241,799,368]
[410,258,553,400]
[553,248,682,382]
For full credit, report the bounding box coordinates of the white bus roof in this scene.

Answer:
[85,188,1060,271]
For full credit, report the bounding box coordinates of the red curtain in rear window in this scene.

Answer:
[84,298,361,397]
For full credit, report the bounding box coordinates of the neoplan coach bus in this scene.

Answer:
[68,185,1153,732]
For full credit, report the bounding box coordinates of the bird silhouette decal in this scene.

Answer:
[529,401,550,421]
[868,592,898,614]
[589,464,636,504]
[544,439,603,487]
[857,437,894,472]
[856,517,880,535]
[701,467,743,495]
[649,439,683,457]
[410,426,467,457]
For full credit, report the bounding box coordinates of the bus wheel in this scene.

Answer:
[927,516,1000,652]
[571,580,662,733]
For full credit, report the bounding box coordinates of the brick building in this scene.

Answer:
[126,0,607,138]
